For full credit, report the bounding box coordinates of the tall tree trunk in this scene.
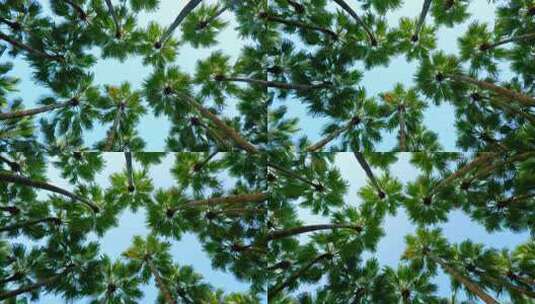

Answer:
[462,152,534,188]
[0,216,60,232]
[269,253,332,300]
[332,0,377,45]
[170,192,267,215]
[104,0,122,38]
[412,0,432,41]
[179,93,258,153]
[215,76,333,91]
[430,153,495,196]
[497,193,535,208]
[477,95,535,125]
[480,32,535,51]
[428,254,499,304]
[260,13,338,39]
[0,32,63,61]
[267,162,323,190]
[192,151,218,172]
[157,0,203,47]
[306,118,359,152]
[197,5,227,30]
[0,154,20,172]
[0,100,75,120]
[103,103,124,151]
[124,151,134,192]
[268,224,361,241]
[475,270,535,299]
[0,267,72,300]
[63,0,88,20]
[146,258,176,304]
[0,172,99,213]
[353,152,384,198]
[398,105,407,151]
[448,74,535,107]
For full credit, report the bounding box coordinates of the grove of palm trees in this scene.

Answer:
[0,0,534,304]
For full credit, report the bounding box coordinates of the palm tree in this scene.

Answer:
[89,256,143,304]
[156,0,203,48]
[332,0,377,45]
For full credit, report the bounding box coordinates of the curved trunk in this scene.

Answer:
[476,95,535,125]
[197,6,227,30]
[353,152,384,197]
[332,0,376,45]
[124,151,134,192]
[63,0,88,20]
[0,216,60,232]
[429,254,499,304]
[0,100,73,120]
[146,258,176,304]
[480,32,535,51]
[158,0,203,46]
[497,193,535,208]
[430,153,495,196]
[0,154,20,172]
[267,162,322,189]
[104,0,122,38]
[261,13,338,39]
[462,152,534,187]
[0,172,99,213]
[0,32,63,61]
[398,105,407,151]
[216,76,333,90]
[413,0,433,41]
[0,267,72,300]
[448,74,535,107]
[306,118,358,152]
[192,151,218,172]
[268,224,361,241]
[179,94,258,153]
[269,253,332,300]
[476,271,535,299]
[173,193,267,214]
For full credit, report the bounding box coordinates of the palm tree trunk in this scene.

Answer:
[477,271,535,298]
[0,100,74,120]
[306,118,358,152]
[0,32,63,61]
[430,153,495,196]
[332,0,377,45]
[157,0,203,47]
[497,193,535,208]
[429,254,499,304]
[192,151,218,172]
[462,152,534,188]
[179,94,258,153]
[215,76,333,90]
[398,105,407,151]
[413,0,432,41]
[479,95,535,125]
[0,216,60,232]
[63,0,88,20]
[103,104,124,151]
[0,268,70,300]
[267,224,362,241]
[104,0,122,38]
[260,13,338,39]
[124,151,134,192]
[197,5,227,30]
[0,172,99,213]
[480,32,535,51]
[269,253,332,300]
[0,17,21,31]
[448,74,535,107]
[0,272,23,285]
[286,0,305,14]
[353,152,384,198]
[267,162,323,189]
[171,193,267,215]
[0,154,20,172]
[146,258,176,304]
[0,205,20,215]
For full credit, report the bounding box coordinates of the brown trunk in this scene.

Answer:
[0,100,74,120]
[429,254,499,304]
[103,103,125,151]
[267,224,361,241]
[477,271,535,299]
[192,151,218,172]
[104,0,122,38]
[0,32,63,61]
[480,32,535,51]
[146,258,176,304]
[306,118,358,152]
[268,253,332,300]
[449,74,535,107]
[412,0,432,41]
[353,152,384,198]
[215,76,333,91]
[157,0,203,46]
[0,216,60,232]
[179,94,258,153]
[124,151,134,192]
[462,152,534,188]
[267,162,323,190]
[0,154,20,172]
[0,172,99,213]
[0,266,72,300]
[260,13,338,39]
[332,0,377,45]
[173,193,267,214]
[398,105,407,151]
